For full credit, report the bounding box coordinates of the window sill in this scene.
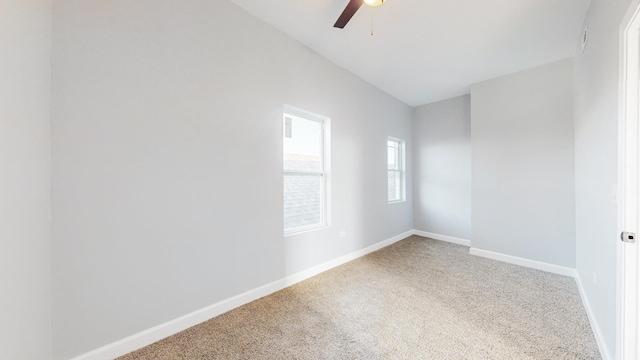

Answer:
[388,200,406,205]
[284,224,328,237]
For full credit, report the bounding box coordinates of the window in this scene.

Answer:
[283,107,330,235]
[387,137,405,203]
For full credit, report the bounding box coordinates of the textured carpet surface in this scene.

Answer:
[119,236,600,359]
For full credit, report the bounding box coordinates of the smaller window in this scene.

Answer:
[387,137,406,203]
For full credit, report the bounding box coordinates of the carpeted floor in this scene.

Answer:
[119,236,600,359]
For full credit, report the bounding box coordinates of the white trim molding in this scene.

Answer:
[469,247,577,278]
[576,274,613,360]
[69,230,414,360]
[412,230,471,247]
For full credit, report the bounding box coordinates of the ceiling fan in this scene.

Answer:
[333,0,386,29]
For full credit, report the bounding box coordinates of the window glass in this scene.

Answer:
[387,138,405,203]
[284,110,329,234]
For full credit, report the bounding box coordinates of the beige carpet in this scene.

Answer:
[119,236,600,359]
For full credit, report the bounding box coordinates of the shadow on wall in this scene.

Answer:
[413,95,472,241]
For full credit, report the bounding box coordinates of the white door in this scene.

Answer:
[618,2,640,359]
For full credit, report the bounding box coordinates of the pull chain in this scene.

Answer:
[371,13,374,36]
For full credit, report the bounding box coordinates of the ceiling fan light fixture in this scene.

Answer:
[363,0,385,7]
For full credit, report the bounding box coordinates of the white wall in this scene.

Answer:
[574,0,633,356]
[413,95,471,240]
[0,1,52,359]
[51,0,413,358]
[470,58,576,268]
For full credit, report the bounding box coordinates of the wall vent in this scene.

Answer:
[581,26,588,53]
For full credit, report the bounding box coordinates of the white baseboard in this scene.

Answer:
[575,274,612,360]
[469,247,577,278]
[468,247,609,360]
[70,230,414,360]
[412,230,471,247]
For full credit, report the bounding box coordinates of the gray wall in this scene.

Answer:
[470,58,576,268]
[574,0,632,356]
[51,0,413,358]
[413,95,471,240]
[0,1,52,359]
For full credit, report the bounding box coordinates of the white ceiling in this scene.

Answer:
[228,0,590,107]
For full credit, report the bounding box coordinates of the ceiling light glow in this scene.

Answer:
[363,0,385,7]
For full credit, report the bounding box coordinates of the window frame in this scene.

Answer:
[387,137,406,204]
[283,106,331,236]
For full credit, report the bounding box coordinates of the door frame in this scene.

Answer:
[617,1,640,359]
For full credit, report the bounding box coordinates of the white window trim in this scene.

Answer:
[388,137,406,204]
[283,105,331,237]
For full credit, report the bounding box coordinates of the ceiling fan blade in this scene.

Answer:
[333,0,363,29]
